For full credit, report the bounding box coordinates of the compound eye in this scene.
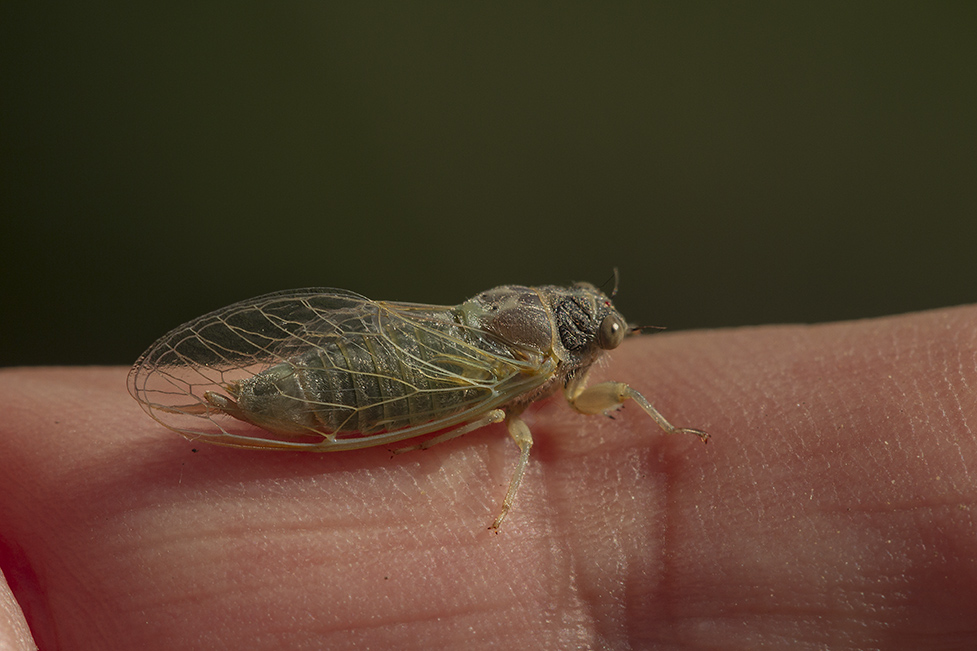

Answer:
[598,314,626,350]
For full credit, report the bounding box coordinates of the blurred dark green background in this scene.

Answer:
[2,4,975,366]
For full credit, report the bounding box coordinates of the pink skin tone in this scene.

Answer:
[2,305,977,649]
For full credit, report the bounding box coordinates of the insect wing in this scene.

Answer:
[127,288,553,449]
[128,289,368,436]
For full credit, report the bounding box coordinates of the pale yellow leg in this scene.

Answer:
[392,409,506,454]
[392,408,532,530]
[568,380,709,443]
[490,414,533,531]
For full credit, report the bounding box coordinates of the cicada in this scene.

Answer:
[128,282,708,529]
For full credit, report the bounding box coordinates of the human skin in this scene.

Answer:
[2,305,976,650]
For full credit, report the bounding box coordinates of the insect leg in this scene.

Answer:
[490,414,533,531]
[392,409,506,454]
[200,389,258,426]
[567,381,709,443]
[147,400,216,417]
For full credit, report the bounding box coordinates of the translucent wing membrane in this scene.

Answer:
[127,289,554,450]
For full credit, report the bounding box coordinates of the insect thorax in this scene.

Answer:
[462,283,619,396]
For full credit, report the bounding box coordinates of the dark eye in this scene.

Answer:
[598,314,626,349]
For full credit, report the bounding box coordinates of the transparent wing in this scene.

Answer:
[127,288,556,449]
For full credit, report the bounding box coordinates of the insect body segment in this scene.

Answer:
[128,283,707,529]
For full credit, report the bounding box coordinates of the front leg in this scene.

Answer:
[566,378,709,443]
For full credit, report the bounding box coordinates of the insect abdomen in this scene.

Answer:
[233,318,495,436]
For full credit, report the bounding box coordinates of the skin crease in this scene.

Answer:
[2,306,977,650]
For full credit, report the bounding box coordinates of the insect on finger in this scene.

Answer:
[128,281,708,529]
